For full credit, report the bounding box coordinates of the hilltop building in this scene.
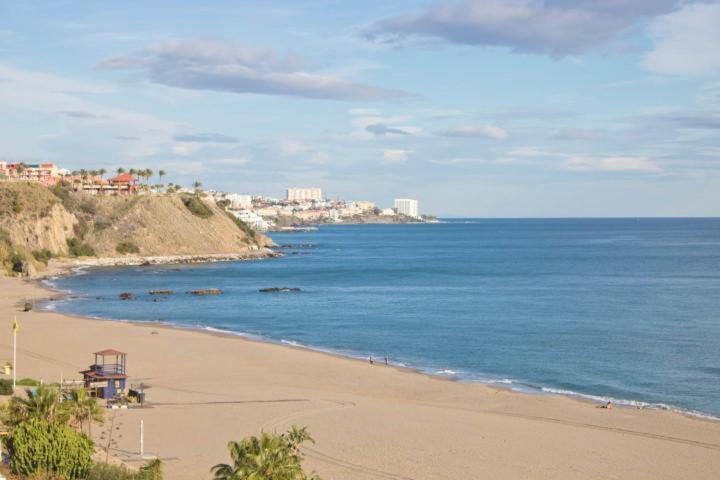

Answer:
[287,187,323,203]
[0,161,62,186]
[394,198,419,218]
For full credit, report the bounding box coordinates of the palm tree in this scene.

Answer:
[193,180,202,196]
[158,169,166,185]
[2,385,68,427]
[117,167,126,175]
[99,168,107,178]
[129,168,137,176]
[66,388,104,436]
[211,427,319,480]
[145,168,153,185]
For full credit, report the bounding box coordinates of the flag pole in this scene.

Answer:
[13,316,17,390]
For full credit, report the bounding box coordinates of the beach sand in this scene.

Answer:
[1,275,719,479]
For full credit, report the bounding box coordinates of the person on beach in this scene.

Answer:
[369,355,374,365]
[384,355,388,365]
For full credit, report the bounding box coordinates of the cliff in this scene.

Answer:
[0,182,273,276]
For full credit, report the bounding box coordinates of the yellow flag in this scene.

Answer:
[12,316,19,333]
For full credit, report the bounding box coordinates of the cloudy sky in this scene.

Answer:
[1,1,719,217]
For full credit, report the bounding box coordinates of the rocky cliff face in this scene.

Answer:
[84,194,273,256]
[0,182,273,275]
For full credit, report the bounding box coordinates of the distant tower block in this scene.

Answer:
[394,198,419,218]
[286,187,323,202]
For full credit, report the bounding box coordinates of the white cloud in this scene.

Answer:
[365,0,688,57]
[438,124,509,139]
[382,149,414,164]
[643,3,720,76]
[564,155,661,173]
[97,39,408,101]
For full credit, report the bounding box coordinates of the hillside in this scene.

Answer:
[0,182,273,275]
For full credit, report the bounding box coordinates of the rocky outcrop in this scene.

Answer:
[259,287,302,293]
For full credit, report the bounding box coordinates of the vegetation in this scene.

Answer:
[16,378,41,387]
[86,459,163,480]
[182,195,213,219]
[5,418,94,479]
[225,211,257,241]
[211,426,320,480]
[0,378,13,395]
[116,241,141,255]
[67,238,96,257]
[32,249,54,264]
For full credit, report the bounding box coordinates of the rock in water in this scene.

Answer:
[149,290,174,295]
[259,287,301,293]
[188,288,223,295]
[119,292,134,300]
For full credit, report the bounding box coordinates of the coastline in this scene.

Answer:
[1,271,719,478]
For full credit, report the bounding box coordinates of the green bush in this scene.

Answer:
[0,378,13,395]
[116,242,140,255]
[32,249,54,264]
[225,211,256,240]
[182,195,213,219]
[6,418,94,479]
[16,377,41,387]
[87,459,163,480]
[67,238,96,257]
[87,462,139,480]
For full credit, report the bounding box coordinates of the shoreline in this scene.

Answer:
[3,267,720,478]
[36,263,720,423]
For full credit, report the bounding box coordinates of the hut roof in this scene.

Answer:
[94,348,126,356]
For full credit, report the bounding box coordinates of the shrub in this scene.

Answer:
[67,238,95,257]
[32,249,54,264]
[87,459,163,480]
[182,195,213,219]
[10,251,26,273]
[16,378,41,387]
[116,242,140,255]
[87,462,139,480]
[225,211,256,240]
[6,418,94,479]
[0,378,13,395]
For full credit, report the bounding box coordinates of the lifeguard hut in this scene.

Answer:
[80,349,128,400]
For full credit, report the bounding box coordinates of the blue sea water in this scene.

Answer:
[46,219,720,417]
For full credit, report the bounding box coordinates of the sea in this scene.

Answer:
[44,219,720,418]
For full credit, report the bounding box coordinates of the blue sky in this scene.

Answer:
[1,1,719,217]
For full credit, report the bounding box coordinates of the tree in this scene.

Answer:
[99,168,107,178]
[145,168,153,185]
[1,385,69,427]
[66,387,104,436]
[193,180,202,196]
[117,167,126,175]
[211,426,320,480]
[158,169,166,185]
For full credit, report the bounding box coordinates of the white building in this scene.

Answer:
[394,198,419,218]
[287,187,323,202]
[226,193,252,209]
[231,209,271,231]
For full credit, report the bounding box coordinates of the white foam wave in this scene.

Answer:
[436,369,459,376]
[540,387,720,421]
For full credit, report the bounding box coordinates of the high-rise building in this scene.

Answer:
[394,198,419,218]
[286,187,323,202]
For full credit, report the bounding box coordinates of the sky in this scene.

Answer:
[1,0,719,217]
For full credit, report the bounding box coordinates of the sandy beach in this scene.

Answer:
[1,274,719,480]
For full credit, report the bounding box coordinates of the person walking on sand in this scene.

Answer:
[384,354,388,365]
[369,355,374,365]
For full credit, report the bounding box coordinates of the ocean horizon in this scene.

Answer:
[45,218,720,418]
